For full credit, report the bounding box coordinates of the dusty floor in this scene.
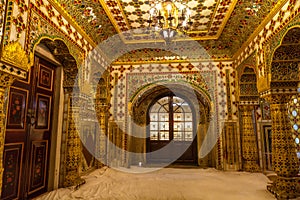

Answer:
[35,166,280,200]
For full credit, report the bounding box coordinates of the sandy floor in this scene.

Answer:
[35,166,279,200]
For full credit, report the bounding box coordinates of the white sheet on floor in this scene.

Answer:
[35,166,277,200]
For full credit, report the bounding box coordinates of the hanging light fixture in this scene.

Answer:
[147,0,193,43]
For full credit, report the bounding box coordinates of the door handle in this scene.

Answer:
[30,116,36,126]
[24,115,35,126]
[26,109,36,126]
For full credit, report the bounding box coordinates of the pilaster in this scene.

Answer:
[0,72,15,196]
[239,104,260,172]
[63,87,85,188]
[94,96,108,168]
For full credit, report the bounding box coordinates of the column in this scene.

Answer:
[240,105,260,172]
[0,72,15,195]
[266,94,299,199]
[95,98,108,168]
[63,88,85,188]
[198,122,209,167]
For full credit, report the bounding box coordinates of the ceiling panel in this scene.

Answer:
[55,0,284,60]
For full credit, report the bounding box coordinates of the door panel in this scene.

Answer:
[28,141,48,195]
[2,56,55,199]
[1,143,23,200]
[148,139,197,163]
[175,140,197,163]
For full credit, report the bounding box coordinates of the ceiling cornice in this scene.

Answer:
[232,0,289,61]
[112,58,234,65]
[50,0,97,48]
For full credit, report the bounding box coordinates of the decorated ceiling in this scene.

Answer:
[55,0,283,60]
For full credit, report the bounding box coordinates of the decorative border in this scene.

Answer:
[18,67,31,84]
[233,0,300,73]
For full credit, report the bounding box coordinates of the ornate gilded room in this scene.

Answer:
[0,0,300,199]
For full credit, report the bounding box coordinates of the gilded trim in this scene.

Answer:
[31,36,81,68]
[129,77,213,104]
[268,24,300,71]
[0,41,33,72]
[214,0,238,39]
[232,0,289,60]
[49,0,97,47]
[98,0,238,43]
[112,58,234,65]
[98,0,123,35]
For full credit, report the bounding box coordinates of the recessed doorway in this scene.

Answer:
[147,95,197,164]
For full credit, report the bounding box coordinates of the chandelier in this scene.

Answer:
[147,0,193,43]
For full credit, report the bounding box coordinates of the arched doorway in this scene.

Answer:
[147,94,197,164]
[129,83,213,167]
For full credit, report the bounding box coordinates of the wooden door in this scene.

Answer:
[2,56,55,199]
[147,95,197,164]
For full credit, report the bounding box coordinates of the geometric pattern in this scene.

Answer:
[235,0,300,71]
[28,0,93,52]
[56,0,117,44]
[109,61,232,124]
[46,0,285,60]
[116,0,236,40]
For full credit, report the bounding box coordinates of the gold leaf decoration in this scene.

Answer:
[1,41,33,71]
[257,75,270,94]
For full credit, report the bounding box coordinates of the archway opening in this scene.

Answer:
[129,83,213,167]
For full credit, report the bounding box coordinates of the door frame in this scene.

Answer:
[146,93,198,164]
[34,46,64,191]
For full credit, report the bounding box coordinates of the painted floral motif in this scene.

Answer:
[2,145,22,199]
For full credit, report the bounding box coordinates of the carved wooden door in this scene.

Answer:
[2,56,55,199]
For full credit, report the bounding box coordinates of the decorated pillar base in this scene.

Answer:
[198,156,209,168]
[267,176,300,199]
[64,171,86,189]
[95,160,106,169]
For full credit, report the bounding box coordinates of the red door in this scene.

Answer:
[2,56,55,199]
